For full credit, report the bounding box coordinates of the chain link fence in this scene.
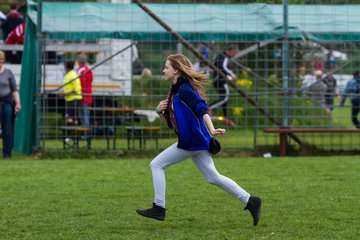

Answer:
[1,0,360,155]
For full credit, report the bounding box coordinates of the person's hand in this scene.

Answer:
[15,102,21,114]
[157,99,168,113]
[210,128,226,136]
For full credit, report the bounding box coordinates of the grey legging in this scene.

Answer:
[150,142,250,208]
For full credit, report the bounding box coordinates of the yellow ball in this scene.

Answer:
[218,116,224,121]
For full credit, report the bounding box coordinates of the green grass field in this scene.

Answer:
[0,156,359,239]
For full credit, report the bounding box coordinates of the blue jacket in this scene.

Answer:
[172,82,211,151]
[341,77,360,105]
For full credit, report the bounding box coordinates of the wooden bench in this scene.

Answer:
[125,126,161,150]
[264,128,360,156]
[60,126,91,150]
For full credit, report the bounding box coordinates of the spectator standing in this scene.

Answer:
[194,42,210,73]
[322,68,339,112]
[4,15,25,64]
[340,71,360,129]
[308,70,329,114]
[136,54,261,226]
[1,4,23,41]
[132,58,144,75]
[0,50,21,158]
[314,57,324,72]
[326,50,337,70]
[63,61,82,125]
[208,46,237,126]
[55,40,65,64]
[77,54,93,128]
[2,4,24,64]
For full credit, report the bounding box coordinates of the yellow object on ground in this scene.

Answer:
[232,107,244,116]
[236,79,253,88]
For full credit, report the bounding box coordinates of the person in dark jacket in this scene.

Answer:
[340,71,360,128]
[208,46,237,126]
[322,68,339,112]
[1,4,23,41]
[136,54,261,226]
[1,4,23,64]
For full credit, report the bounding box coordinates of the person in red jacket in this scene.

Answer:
[5,22,25,45]
[5,22,25,64]
[1,4,23,41]
[77,53,93,128]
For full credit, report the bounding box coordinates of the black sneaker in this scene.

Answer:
[136,203,166,221]
[244,196,262,226]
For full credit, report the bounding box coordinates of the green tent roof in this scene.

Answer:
[27,2,360,42]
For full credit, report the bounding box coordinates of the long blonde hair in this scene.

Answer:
[167,54,208,99]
